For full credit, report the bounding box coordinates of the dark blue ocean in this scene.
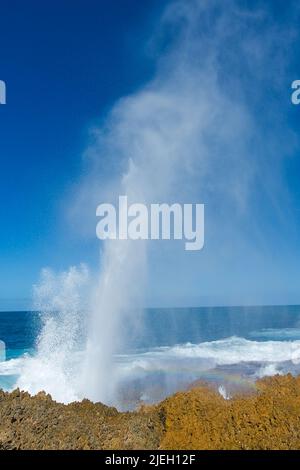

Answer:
[1,306,300,407]
[2,306,300,355]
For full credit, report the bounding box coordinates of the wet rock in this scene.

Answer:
[1,375,300,449]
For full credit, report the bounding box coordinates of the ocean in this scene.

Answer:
[1,306,300,408]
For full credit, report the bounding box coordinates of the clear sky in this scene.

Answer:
[0,0,166,309]
[1,0,300,310]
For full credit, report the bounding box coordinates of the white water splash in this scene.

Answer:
[218,385,230,400]
[15,0,298,406]
[16,265,89,403]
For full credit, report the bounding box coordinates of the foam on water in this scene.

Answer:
[167,337,300,365]
[2,335,300,406]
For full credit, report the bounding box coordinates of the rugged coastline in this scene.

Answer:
[1,374,300,450]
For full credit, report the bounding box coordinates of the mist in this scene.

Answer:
[16,0,300,406]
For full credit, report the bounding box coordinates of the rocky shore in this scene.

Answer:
[1,374,300,449]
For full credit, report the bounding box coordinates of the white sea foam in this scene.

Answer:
[166,337,300,365]
[114,336,300,380]
[2,336,300,404]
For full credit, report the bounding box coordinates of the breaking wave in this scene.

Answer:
[1,335,300,407]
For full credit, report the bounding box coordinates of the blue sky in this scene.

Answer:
[0,0,166,309]
[1,0,300,310]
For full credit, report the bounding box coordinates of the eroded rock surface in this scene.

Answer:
[1,374,300,449]
[0,389,163,450]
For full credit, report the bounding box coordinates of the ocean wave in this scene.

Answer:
[2,336,300,378]
[1,336,300,405]
[116,336,300,374]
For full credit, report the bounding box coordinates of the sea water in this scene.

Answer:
[1,306,300,408]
